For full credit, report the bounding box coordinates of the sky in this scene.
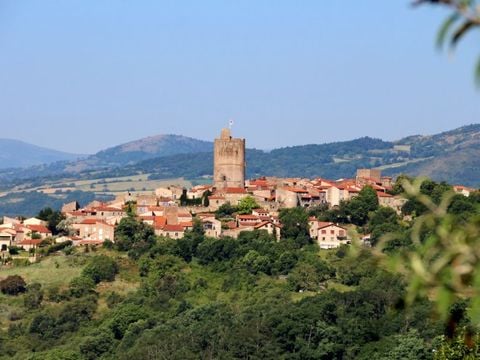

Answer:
[0,0,479,154]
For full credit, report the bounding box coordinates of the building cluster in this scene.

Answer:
[1,128,477,253]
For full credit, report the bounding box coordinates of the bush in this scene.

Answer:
[82,255,119,284]
[24,283,43,309]
[103,239,114,249]
[0,275,27,295]
[69,276,96,298]
[80,329,115,360]
[8,246,21,255]
[45,240,73,255]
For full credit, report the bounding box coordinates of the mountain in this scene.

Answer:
[2,125,480,188]
[92,134,213,165]
[0,134,213,182]
[0,139,84,169]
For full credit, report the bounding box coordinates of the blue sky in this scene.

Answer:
[0,0,479,154]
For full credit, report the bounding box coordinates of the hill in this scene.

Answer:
[2,124,480,189]
[0,139,84,169]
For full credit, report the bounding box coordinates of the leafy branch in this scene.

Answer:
[413,0,480,85]
[373,178,480,329]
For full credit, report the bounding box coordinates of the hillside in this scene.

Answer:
[2,124,480,189]
[0,139,84,169]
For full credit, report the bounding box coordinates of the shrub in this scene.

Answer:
[82,255,119,284]
[0,275,27,295]
[103,239,114,249]
[69,276,96,298]
[80,329,115,360]
[24,283,43,309]
[45,240,72,255]
[8,246,21,255]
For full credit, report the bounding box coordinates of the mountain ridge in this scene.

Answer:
[2,124,480,187]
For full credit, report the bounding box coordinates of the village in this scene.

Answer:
[0,128,475,257]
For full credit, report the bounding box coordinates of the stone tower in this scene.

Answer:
[214,128,246,189]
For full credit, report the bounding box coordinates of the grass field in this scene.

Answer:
[5,175,193,198]
[0,256,84,289]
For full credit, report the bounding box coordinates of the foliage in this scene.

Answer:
[82,255,119,284]
[114,216,156,259]
[344,185,379,226]
[215,202,237,219]
[236,195,260,214]
[69,276,96,298]
[0,275,27,295]
[37,207,65,235]
[413,0,480,86]
[23,283,44,309]
[279,207,311,246]
[373,178,480,338]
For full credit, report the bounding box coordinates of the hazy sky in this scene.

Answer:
[1,0,479,154]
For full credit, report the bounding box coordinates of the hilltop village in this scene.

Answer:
[0,128,475,254]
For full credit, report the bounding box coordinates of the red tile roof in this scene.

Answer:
[18,239,42,246]
[163,224,185,232]
[26,225,51,234]
[224,187,247,194]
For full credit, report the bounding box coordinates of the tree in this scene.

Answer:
[80,329,115,360]
[236,196,260,215]
[24,283,43,309]
[37,207,65,235]
[69,276,96,298]
[202,190,212,207]
[279,207,311,246]
[345,185,379,226]
[82,255,119,284]
[215,203,237,219]
[114,216,156,258]
[0,275,27,295]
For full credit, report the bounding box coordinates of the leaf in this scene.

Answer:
[437,286,454,320]
[436,13,460,50]
[475,56,480,88]
[450,21,475,49]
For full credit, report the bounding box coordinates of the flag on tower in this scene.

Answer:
[229,119,234,129]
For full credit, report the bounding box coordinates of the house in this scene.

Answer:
[61,201,80,213]
[17,239,42,251]
[23,218,47,227]
[201,217,222,238]
[0,231,14,251]
[453,185,476,197]
[157,224,185,239]
[377,192,395,208]
[309,220,349,249]
[254,221,281,240]
[74,219,115,242]
[26,225,52,239]
[236,214,262,227]
[208,195,227,211]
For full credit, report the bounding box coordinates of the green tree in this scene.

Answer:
[0,275,27,295]
[82,255,119,284]
[114,216,156,258]
[237,196,260,214]
[23,283,43,309]
[37,207,65,235]
[279,207,311,246]
[345,185,379,226]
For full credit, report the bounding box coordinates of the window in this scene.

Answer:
[321,230,326,234]
[330,230,335,235]
[339,230,345,236]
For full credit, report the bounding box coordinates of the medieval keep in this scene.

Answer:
[213,128,246,189]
